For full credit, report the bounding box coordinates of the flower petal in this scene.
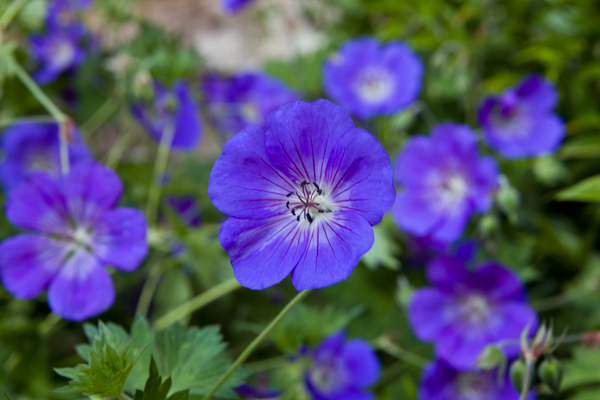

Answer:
[523,113,565,156]
[516,74,558,112]
[291,212,374,290]
[391,190,442,237]
[219,214,310,289]
[47,250,115,321]
[326,127,396,226]
[341,339,381,387]
[264,100,356,184]
[208,125,296,220]
[91,208,148,272]
[0,234,66,299]
[6,173,70,235]
[172,79,203,151]
[63,161,123,226]
[408,288,455,340]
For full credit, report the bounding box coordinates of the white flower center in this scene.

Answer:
[52,40,75,68]
[285,180,335,226]
[356,69,393,103]
[439,175,468,207]
[457,371,493,400]
[459,294,492,325]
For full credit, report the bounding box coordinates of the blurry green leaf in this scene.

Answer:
[17,0,47,30]
[556,175,600,203]
[559,134,600,159]
[361,221,401,271]
[268,304,364,352]
[496,176,520,223]
[562,347,600,397]
[154,268,193,325]
[533,157,570,186]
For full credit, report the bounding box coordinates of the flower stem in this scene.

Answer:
[146,122,175,227]
[202,290,312,400]
[134,262,163,318]
[374,336,429,368]
[11,60,70,175]
[80,98,118,136]
[154,277,241,331]
[520,359,534,400]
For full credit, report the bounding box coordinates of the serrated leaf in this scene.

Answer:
[133,357,182,400]
[556,174,600,203]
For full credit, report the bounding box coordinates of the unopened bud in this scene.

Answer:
[477,346,506,371]
[510,359,528,392]
[478,214,498,237]
[538,357,563,393]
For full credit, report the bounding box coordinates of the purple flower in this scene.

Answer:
[408,255,537,370]
[167,195,202,228]
[323,37,424,120]
[29,22,86,84]
[221,0,255,13]
[420,360,535,400]
[208,99,395,290]
[0,122,92,191]
[478,74,565,158]
[203,72,298,136]
[0,161,148,321]
[304,331,380,400]
[391,123,499,243]
[132,79,203,152]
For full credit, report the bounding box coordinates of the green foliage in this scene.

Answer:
[54,319,246,399]
[133,357,189,400]
[556,174,600,203]
[17,0,47,30]
[361,216,402,271]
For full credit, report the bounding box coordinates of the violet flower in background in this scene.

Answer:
[208,99,395,290]
[235,383,281,399]
[0,161,148,321]
[203,72,298,136]
[420,360,535,400]
[29,21,86,84]
[392,123,499,243]
[304,330,380,400]
[408,255,537,370]
[0,122,92,191]
[323,37,424,120]
[221,0,256,14]
[132,79,203,152]
[167,195,202,228]
[478,74,565,158]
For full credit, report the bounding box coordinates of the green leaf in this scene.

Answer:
[561,347,600,399]
[17,0,47,30]
[559,133,600,159]
[361,217,401,271]
[556,174,600,203]
[133,357,189,400]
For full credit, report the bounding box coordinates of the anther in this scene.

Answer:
[286,192,294,197]
[296,215,301,222]
[291,209,296,216]
[286,201,290,209]
[306,214,313,224]
[301,180,309,186]
[313,182,322,195]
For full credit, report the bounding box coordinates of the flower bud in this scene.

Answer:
[538,357,563,393]
[510,359,528,392]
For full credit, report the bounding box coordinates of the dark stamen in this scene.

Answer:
[286,201,290,209]
[306,214,313,224]
[286,191,294,197]
[297,215,301,222]
[291,209,296,216]
[301,180,309,186]
[313,182,322,195]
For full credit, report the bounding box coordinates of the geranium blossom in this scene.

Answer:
[420,360,535,400]
[408,255,537,369]
[392,123,499,243]
[208,99,395,290]
[132,79,203,152]
[221,0,255,13]
[478,74,565,158]
[0,161,148,321]
[203,72,298,136]
[323,37,423,120]
[304,331,380,400]
[0,121,91,191]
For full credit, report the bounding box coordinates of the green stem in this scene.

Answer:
[80,98,118,136]
[105,128,132,169]
[154,278,241,331]
[146,122,175,227]
[0,115,55,128]
[37,313,63,337]
[11,60,70,175]
[374,336,429,368]
[134,262,163,318]
[202,290,312,400]
[520,359,534,400]
[0,0,29,28]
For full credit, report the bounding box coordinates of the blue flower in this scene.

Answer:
[132,79,203,152]
[203,72,298,136]
[0,161,148,321]
[408,254,537,370]
[208,99,395,290]
[221,0,256,13]
[478,74,565,158]
[323,37,424,120]
[304,331,380,400]
[29,21,86,84]
[420,359,535,400]
[0,121,92,191]
[392,123,499,243]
